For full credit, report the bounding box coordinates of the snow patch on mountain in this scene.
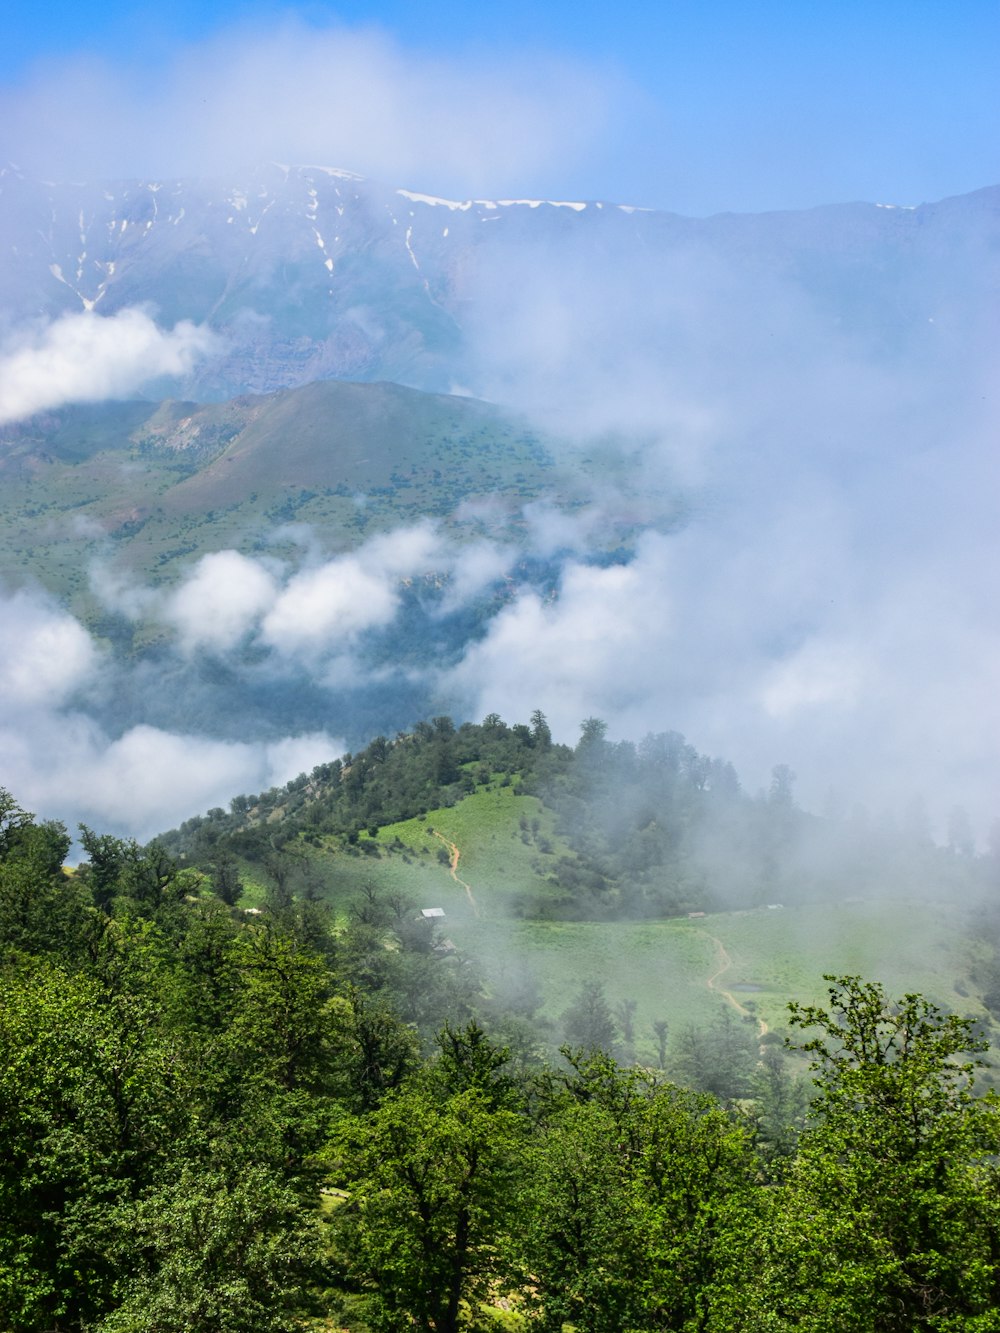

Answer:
[396,188,588,212]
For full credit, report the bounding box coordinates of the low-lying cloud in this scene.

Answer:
[1,713,340,846]
[260,558,399,658]
[0,584,340,840]
[0,590,99,709]
[78,453,1000,846]
[0,308,215,424]
[439,508,999,838]
[167,551,280,656]
[443,207,1000,838]
[147,522,457,660]
[2,460,998,846]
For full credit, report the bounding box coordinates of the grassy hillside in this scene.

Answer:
[221,776,994,1068]
[463,902,987,1060]
[160,715,998,1077]
[285,828,992,1070]
[268,782,575,927]
[0,379,605,613]
[346,810,989,1060]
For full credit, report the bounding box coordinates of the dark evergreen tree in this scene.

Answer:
[212,856,244,906]
[562,979,617,1054]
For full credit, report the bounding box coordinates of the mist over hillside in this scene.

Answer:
[152,710,999,1054]
[5,14,1000,1329]
[0,162,997,844]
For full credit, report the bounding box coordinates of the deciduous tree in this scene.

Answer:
[741,976,1000,1331]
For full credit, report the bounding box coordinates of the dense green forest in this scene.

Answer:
[4,716,1000,1331]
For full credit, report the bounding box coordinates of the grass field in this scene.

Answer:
[290,783,993,1070]
[298,783,573,926]
[376,784,574,910]
[453,901,989,1067]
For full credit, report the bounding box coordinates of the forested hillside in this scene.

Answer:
[4,779,1000,1331]
[163,712,991,923]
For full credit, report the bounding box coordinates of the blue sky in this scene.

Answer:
[2,2,999,215]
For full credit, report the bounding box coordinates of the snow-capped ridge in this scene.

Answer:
[297,164,366,182]
[396,187,590,213]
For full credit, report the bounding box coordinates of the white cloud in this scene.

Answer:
[760,640,866,719]
[260,557,400,657]
[1,21,620,195]
[462,234,733,480]
[262,733,338,789]
[0,589,99,708]
[0,716,343,842]
[0,585,344,841]
[85,522,511,674]
[0,309,216,425]
[447,535,677,738]
[89,561,163,622]
[360,521,443,576]
[440,487,1000,837]
[166,550,280,654]
[60,724,268,834]
[258,522,450,659]
[439,539,513,611]
[519,503,608,559]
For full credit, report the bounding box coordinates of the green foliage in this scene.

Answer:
[0,795,340,1329]
[671,1007,760,1101]
[331,1078,525,1333]
[212,857,244,906]
[0,788,81,960]
[3,785,1000,1332]
[0,964,189,1330]
[516,1056,758,1331]
[749,1046,809,1160]
[78,827,184,917]
[430,1020,522,1109]
[95,1164,322,1333]
[561,979,618,1055]
[0,789,34,857]
[327,987,421,1112]
[738,976,1000,1331]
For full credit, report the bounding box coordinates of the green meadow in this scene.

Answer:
[451,902,981,1063]
[280,781,991,1068]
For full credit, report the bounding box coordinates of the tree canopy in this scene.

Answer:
[1,758,999,1331]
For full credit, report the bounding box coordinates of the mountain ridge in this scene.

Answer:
[2,163,997,400]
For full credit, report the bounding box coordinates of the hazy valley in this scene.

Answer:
[4,3,1000,1324]
[3,156,999,1057]
[2,163,997,840]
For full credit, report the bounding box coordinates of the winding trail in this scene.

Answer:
[431,831,479,915]
[699,929,769,1039]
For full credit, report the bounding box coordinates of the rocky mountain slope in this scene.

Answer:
[2,162,997,399]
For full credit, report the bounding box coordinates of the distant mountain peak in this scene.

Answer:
[0,164,995,407]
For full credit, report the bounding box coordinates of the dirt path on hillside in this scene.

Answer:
[700,929,769,1039]
[431,831,479,915]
